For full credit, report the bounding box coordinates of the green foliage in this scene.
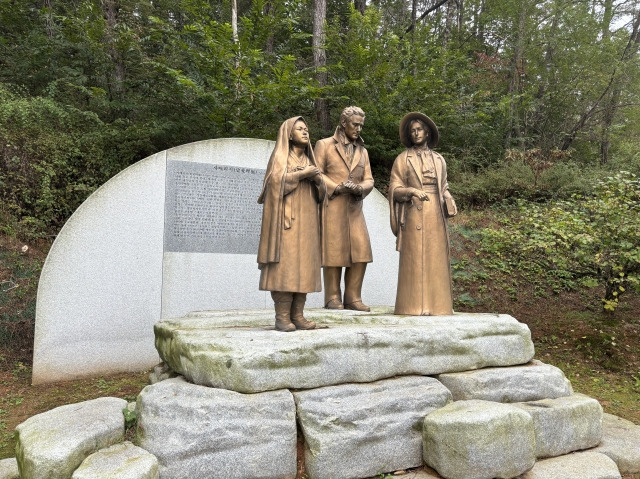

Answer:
[123,407,137,430]
[0,0,639,237]
[0,84,150,237]
[477,172,640,311]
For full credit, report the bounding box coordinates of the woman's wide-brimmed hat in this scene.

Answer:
[399,112,439,148]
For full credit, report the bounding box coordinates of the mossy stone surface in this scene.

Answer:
[155,310,535,393]
[71,442,158,479]
[294,376,452,479]
[423,400,536,479]
[513,393,602,458]
[15,397,126,479]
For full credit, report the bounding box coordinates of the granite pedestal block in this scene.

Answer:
[423,400,536,479]
[294,376,452,479]
[436,359,572,402]
[155,310,535,393]
[513,393,602,458]
[136,377,297,479]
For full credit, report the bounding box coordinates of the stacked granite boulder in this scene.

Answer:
[11,309,640,479]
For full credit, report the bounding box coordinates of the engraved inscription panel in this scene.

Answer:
[164,160,265,254]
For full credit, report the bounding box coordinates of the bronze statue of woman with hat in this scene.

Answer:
[388,112,457,315]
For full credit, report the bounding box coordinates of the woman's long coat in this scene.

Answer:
[257,117,326,292]
[389,148,455,315]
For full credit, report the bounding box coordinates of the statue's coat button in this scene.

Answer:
[416,225,422,230]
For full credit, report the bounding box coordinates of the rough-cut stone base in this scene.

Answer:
[513,393,602,458]
[423,400,536,479]
[72,442,158,479]
[517,451,621,479]
[294,376,452,479]
[0,458,19,479]
[155,310,534,393]
[136,377,297,479]
[593,413,640,473]
[15,397,126,479]
[436,359,572,402]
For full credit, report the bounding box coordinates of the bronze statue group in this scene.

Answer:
[258,107,457,331]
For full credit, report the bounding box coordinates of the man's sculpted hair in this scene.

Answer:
[339,106,366,127]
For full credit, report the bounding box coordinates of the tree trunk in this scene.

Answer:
[354,0,366,15]
[473,0,485,44]
[443,0,455,46]
[601,0,613,42]
[563,8,640,152]
[599,6,640,163]
[231,0,238,44]
[411,0,417,35]
[506,2,526,148]
[456,0,463,33]
[405,0,450,35]
[264,0,274,54]
[101,0,125,97]
[43,0,55,38]
[537,5,558,100]
[313,0,330,130]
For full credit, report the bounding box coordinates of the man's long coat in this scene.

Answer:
[314,130,374,267]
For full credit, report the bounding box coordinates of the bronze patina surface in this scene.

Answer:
[257,117,326,331]
[314,106,374,312]
[389,112,458,315]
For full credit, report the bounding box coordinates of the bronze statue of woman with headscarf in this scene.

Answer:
[258,117,326,331]
[389,112,457,315]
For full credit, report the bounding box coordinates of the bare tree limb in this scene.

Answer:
[405,0,451,34]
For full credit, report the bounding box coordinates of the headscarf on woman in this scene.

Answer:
[257,116,319,267]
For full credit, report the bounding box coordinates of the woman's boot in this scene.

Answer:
[272,291,295,332]
[291,293,316,330]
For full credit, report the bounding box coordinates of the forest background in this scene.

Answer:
[1,0,640,468]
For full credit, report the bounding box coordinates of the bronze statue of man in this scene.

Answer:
[314,106,374,311]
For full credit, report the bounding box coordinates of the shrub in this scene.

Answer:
[478,171,640,311]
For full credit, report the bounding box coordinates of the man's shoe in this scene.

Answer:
[344,300,370,312]
[325,299,344,309]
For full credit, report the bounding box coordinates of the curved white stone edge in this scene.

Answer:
[154,312,535,393]
[32,150,167,384]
